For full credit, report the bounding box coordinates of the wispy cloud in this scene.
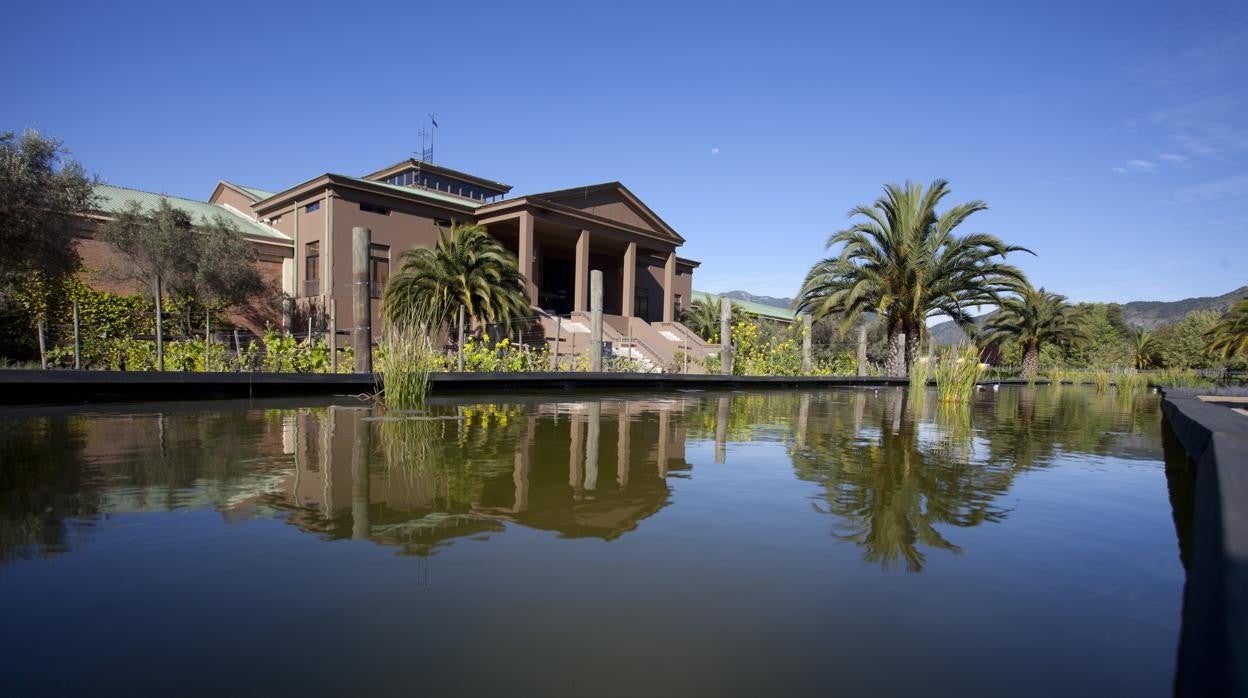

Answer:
[1173,174,1248,203]
[1111,159,1158,174]
[1158,153,1187,164]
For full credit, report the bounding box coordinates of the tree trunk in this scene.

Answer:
[154,275,165,372]
[885,331,906,377]
[904,325,921,377]
[1022,343,1039,378]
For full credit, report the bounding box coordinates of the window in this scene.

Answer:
[360,202,390,215]
[304,242,320,296]
[433,218,451,228]
[370,244,390,299]
[673,293,683,318]
[635,288,650,320]
[305,201,320,213]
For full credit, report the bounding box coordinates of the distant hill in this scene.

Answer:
[1119,286,1245,329]
[722,290,794,310]
[928,285,1247,345]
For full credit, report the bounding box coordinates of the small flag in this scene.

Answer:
[430,114,438,128]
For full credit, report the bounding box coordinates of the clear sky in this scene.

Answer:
[4,0,1245,305]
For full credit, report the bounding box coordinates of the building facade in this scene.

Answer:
[79,158,719,370]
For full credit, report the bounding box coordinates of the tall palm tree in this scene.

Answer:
[381,223,530,338]
[979,283,1088,378]
[681,297,742,342]
[795,180,1029,376]
[1205,295,1248,360]
[1129,328,1156,370]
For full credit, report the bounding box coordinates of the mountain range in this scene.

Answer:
[927,285,1247,345]
[716,286,1246,344]
[722,290,794,309]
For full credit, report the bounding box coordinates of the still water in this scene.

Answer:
[0,387,1191,697]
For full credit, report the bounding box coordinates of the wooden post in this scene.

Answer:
[306,315,313,343]
[154,275,164,371]
[456,305,466,372]
[37,317,48,370]
[351,408,371,540]
[329,298,338,374]
[72,300,81,370]
[352,227,373,373]
[281,296,294,335]
[720,297,733,376]
[551,316,561,371]
[715,395,730,464]
[801,314,812,374]
[589,270,603,372]
[857,324,868,377]
[233,329,241,356]
[205,307,212,372]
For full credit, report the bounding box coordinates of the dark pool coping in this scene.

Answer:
[1161,387,1248,697]
[0,369,917,406]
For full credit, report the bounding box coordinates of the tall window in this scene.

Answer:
[370,244,390,299]
[635,288,650,320]
[304,242,320,296]
[673,293,683,320]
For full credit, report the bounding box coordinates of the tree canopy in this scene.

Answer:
[795,180,1030,376]
[0,130,96,288]
[381,223,530,334]
[979,284,1088,377]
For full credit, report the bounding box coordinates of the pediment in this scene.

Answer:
[534,183,683,243]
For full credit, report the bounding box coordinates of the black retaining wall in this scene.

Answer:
[1162,388,1248,697]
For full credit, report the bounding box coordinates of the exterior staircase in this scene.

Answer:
[537,311,719,374]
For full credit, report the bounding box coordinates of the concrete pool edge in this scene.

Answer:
[1161,387,1248,697]
[0,369,915,405]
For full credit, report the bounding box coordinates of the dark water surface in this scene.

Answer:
[0,387,1192,697]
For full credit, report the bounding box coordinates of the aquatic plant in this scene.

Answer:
[377,322,434,408]
[933,344,983,403]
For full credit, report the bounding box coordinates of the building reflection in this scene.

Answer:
[265,398,694,554]
[0,387,1187,573]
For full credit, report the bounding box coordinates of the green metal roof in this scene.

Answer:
[693,290,798,322]
[339,175,484,209]
[93,183,290,242]
[234,184,275,200]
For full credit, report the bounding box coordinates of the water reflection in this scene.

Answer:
[0,387,1179,571]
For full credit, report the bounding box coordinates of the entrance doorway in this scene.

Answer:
[539,255,573,314]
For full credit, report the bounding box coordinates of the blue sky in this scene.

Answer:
[4,0,1245,305]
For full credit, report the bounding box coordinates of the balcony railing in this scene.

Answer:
[302,280,321,297]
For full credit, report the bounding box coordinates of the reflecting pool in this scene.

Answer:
[0,387,1191,696]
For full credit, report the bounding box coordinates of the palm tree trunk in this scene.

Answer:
[885,331,906,377]
[904,325,921,377]
[1022,343,1039,378]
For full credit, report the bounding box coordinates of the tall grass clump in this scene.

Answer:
[1092,370,1111,393]
[933,344,983,403]
[908,354,932,394]
[377,321,434,408]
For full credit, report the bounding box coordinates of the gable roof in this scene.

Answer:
[92,183,290,242]
[361,158,512,192]
[525,182,684,244]
[251,172,484,215]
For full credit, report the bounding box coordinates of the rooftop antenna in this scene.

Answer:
[420,113,437,163]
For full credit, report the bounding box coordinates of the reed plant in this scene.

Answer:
[908,354,932,394]
[1092,370,1111,393]
[377,321,434,408]
[933,344,983,403]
